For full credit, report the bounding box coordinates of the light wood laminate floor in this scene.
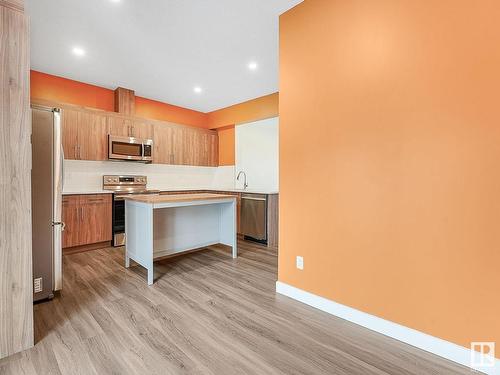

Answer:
[0,240,471,375]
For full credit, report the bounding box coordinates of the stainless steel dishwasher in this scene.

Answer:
[240,194,267,243]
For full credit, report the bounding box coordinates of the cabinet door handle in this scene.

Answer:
[80,207,84,222]
[74,145,77,159]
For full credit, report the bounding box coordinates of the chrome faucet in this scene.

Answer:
[237,171,248,189]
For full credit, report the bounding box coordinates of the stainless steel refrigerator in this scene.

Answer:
[31,106,63,301]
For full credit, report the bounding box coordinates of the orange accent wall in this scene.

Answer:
[207,93,279,165]
[217,126,235,166]
[207,92,279,129]
[279,0,500,350]
[135,96,208,128]
[31,70,115,111]
[30,70,209,128]
[30,70,277,166]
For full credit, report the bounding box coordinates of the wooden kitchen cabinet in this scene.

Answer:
[172,126,188,164]
[108,116,153,139]
[62,194,112,250]
[208,133,219,167]
[178,127,218,167]
[153,123,174,164]
[61,108,79,159]
[78,111,108,160]
[62,108,108,160]
[62,195,81,248]
[132,119,153,139]
[79,195,113,245]
[154,123,217,166]
[50,102,218,166]
[108,116,133,137]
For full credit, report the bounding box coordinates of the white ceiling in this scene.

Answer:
[26,0,302,112]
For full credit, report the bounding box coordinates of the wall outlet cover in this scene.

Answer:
[296,256,304,270]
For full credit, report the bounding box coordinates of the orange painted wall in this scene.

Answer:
[279,0,500,350]
[30,70,277,166]
[31,70,115,111]
[135,96,208,128]
[217,126,235,166]
[207,92,279,129]
[30,70,208,128]
[207,93,279,165]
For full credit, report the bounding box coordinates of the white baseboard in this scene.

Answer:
[275,281,500,375]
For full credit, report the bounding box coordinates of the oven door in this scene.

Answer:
[108,135,144,161]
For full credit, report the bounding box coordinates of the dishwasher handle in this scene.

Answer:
[241,196,267,201]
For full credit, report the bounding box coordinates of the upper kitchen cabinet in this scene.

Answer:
[187,129,218,167]
[78,111,108,160]
[62,108,108,160]
[153,123,218,167]
[207,132,219,167]
[153,123,188,165]
[61,108,79,159]
[153,123,174,164]
[108,115,153,139]
[132,119,154,139]
[108,116,133,137]
[59,104,217,165]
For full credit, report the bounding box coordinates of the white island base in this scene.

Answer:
[124,194,237,285]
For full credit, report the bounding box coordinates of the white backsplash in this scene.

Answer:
[63,160,236,193]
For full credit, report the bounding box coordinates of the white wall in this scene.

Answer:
[235,117,279,191]
[63,160,235,193]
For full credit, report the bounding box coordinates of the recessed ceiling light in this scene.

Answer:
[248,61,258,71]
[72,46,85,57]
[193,86,202,94]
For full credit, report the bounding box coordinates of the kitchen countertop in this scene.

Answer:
[62,190,113,195]
[123,193,236,204]
[63,188,278,195]
[159,188,279,195]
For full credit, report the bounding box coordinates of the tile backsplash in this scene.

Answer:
[63,160,235,193]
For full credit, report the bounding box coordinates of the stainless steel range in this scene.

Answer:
[103,175,160,246]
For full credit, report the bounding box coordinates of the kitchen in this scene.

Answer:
[31,85,279,293]
[3,0,496,374]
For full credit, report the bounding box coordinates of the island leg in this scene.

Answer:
[147,263,154,285]
[232,199,237,258]
[125,200,154,285]
[221,199,237,258]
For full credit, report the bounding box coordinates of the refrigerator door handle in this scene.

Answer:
[53,109,63,292]
[61,145,65,192]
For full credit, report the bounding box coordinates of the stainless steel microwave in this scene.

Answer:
[108,135,153,163]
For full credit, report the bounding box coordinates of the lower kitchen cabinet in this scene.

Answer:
[62,194,112,250]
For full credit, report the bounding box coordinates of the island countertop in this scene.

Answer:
[123,193,236,204]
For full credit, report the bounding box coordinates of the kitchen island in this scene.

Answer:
[124,193,237,285]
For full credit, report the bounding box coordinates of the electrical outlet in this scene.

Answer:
[34,277,43,293]
[296,256,304,270]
